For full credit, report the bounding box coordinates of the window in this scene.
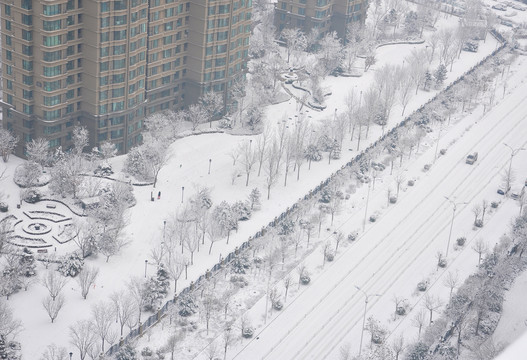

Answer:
[44,50,62,62]
[163,35,173,45]
[100,90,108,100]
[98,132,108,141]
[101,17,110,28]
[114,0,127,10]
[5,50,12,61]
[298,7,305,15]
[100,62,109,71]
[114,15,127,25]
[66,60,74,71]
[215,57,226,66]
[23,60,33,71]
[44,80,61,91]
[113,45,126,55]
[101,2,110,12]
[23,75,33,85]
[23,90,33,100]
[5,35,12,46]
[113,59,126,69]
[111,116,124,125]
[22,30,32,41]
[100,47,109,57]
[67,0,74,10]
[112,88,125,98]
[23,105,34,115]
[162,63,171,72]
[43,5,62,16]
[165,21,173,31]
[206,46,213,56]
[113,30,127,40]
[22,14,32,26]
[43,65,62,77]
[67,31,75,41]
[111,129,124,139]
[100,32,109,42]
[217,18,229,27]
[66,89,75,100]
[315,10,326,18]
[44,95,61,106]
[218,4,230,13]
[217,31,228,41]
[43,19,62,31]
[5,20,11,31]
[48,138,61,148]
[43,35,62,47]
[6,80,12,90]
[112,74,125,83]
[216,44,227,54]
[5,5,11,15]
[43,110,62,121]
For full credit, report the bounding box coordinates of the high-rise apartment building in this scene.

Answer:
[1,0,251,157]
[274,0,367,39]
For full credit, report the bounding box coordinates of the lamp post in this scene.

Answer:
[504,143,524,186]
[434,119,444,162]
[444,196,467,257]
[163,220,166,240]
[354,285,381,356]
[69,352,73,360]
[144,259,148,278]
[181,186,185,203]
[208,158,212,174]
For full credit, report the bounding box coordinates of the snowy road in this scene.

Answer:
[232,78,527,359]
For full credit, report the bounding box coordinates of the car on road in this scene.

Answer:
[466,152,478,165]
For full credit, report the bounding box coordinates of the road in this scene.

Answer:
[231,73,527,359]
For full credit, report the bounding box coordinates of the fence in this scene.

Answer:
[106,32,508,358]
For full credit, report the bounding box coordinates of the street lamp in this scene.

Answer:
[144,259,148,278]
[504,143,524,186]
[354,285,382,356]
[181,186,185,203]
[163,220,167,240]
[208,158,212,174]
[444,196,467,257]
[69,352,73,360]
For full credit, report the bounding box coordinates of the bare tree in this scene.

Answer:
[398,68,414,116]
[481,199,489,223]
[423,293,443,325]
[26,138,49,166]
[0,128,19,162]
[442,270,459,303]
[201,287,216,335]
[76,266,99,300]
[297,263,307,289]
[110,291,137,336]
[339,342,352,360]
[167,253,185,293]
[184,235,199,265]
[334,231,344,255]
[281,28,306,63]
[41,343,69,360]
[394,173,406,198]
[472,204,482,226]
[256,127,271,177]
[265,140,280,199]
[228,143,243,166]
[42,294,65,323]
[205,340,219,360]
[41,271,68,301]
[91,301,114,352]
[411,309,427,339]
[222,324,235,360]
[0,299,22,340]
[391,334,405,360]
[69,320,96,360]
[472,238,488,266]
[240,140,257,186]
[200,91,224,127]
[392,295,407,319]
[165,331,186,360]
[283,275,292,304]
[186,104,208,131]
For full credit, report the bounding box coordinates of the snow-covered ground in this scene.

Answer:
[2,8,526,360]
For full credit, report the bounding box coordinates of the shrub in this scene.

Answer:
[231,254,251,274]
[475,219,483,228]
[440,149,447,155]
[417,281,427,292]
[300,274,311,285]
[347,232,358,241]
[326,253,334,262]
[23,189,42,203]
[177,293,198,317]
[369,215,377,222]
[396,306,406,316]
[272,300,283,311]
[57,253,84,277]
[242,327,254,338]
[491,201,499,208]
[408,179,415,186]
[141,347,153,357]
[456,237,466,246]
[438,258,447,268]
[389,196,398,204]
[230,275,249,288]
[0,203,7,212]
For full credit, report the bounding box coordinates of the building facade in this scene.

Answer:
[1,0,250,157]
[274,0,367,39]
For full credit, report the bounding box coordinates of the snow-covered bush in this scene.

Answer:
[389,196,398,204]
[272,300,283,311]
[304,144,322,162]
[300,274,311,285]
[230,275,249,288]
[0,203,7,212]
[456,237,466,246]
[491,201,499,208]
[319,187,333,203]
[248,188,261,210]
[23,189,42,204]
[14,162,45,188]
[141,347,154,357]
[417,281,427,292]
[277,219,295,235]
[115,344,137,360]
[57,253,84,277]
[124,146,149,181]
[347,232,358,242]
[19,248,36,277]
[231,254,251,274]
[177,293,198,317]
[232,201,252,221]
[242,327,254,338]
[144,264,170,311]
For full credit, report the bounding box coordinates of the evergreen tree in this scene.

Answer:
[424,70,433,91]
[434,64,447,88]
